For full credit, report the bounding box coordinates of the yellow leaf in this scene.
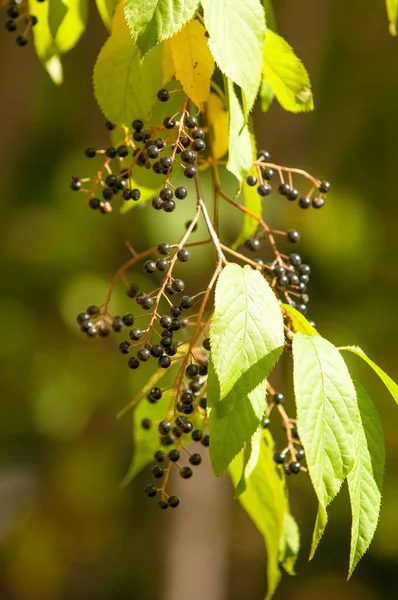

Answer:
[162,40,175,84]
[206,92,228,159]
[169,19,214,108]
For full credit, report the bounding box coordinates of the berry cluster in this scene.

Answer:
[72,88,330,505]
[70,91,206,215]
[2,0,42,46]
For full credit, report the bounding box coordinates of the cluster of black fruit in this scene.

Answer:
[263,392,306,475]
[70,88,206,215]
[3,0,43,45]
[142,356,210,509]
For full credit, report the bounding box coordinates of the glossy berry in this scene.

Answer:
[289,461,301,474]
[70,179,82,191]
[156,258,168,272]
[192,129,205,140]
[273,265,285,277]
[184,165,197,179]
[122,313,134,327]
[163,199,176,213]
[132,119,143,131]
[151,345,163,358]
[163,117,175,129]
[143,261,156,274]
[146,145,159,159]
[145,484,157,497]
[112,316,124,332]
[272,393,284,405]
[16,36,28,47]
[246,175,257,186]
[319,181,331,193]
[296,303,307,315]
[258,184,272,197]
[192,139,205,152]
[159,156,173,170]
[137,348,151,362]
[199,362,208,376]
[177,248,190,262]
[201,434,210,447]
[84,147,96,158]
[262,418,270,429]
[181,421,193,434]
[129,328,142,341]
[185,115,197,128]
[168,496,180,508]
[157,88,170,102]
[142,297,154,310]
[287,229,300,243]
[167,449,180,462]
[158,242,171,255]
[88,197,100,209]
[287,188,299,201]
[160,315,172,329]
[189,453,202,466]
[159,188,173,201]
[277,276,289,288]
[152,465,164,478]
[245,238,261,252]
[172,279,185,292]
[192,429,203,442]
[158,500,168,509]
[273,451,286,464]
[158,420,172,435]
[119,341,131,354]
[159,355,171,369]
[155,450,165,462]
[298,264,311,276]
[296,448,305,460]
[289,253,302,267]
[202,338,211,351]
[300,274,309,284]
[312,196,325,209]
[258,150,271,161]
[105,146,117,158]
[175,186,188,199]
[170,319,181,331]
[181,295,193,309]
[263,167,274,181]
[141,418,151,430]
[279,183,290,196]
[181,149,195,164]
[288,273,300,286]
[180,466,193,479]
[170,305,182,318]
[161,336,173,349]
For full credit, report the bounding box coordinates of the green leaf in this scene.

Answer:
[93,4,163,126]
[202,0,266,115]
[263,0,277,31]
[226,80,255,185]
[229,431,293,599]
[29,0,89,84]
[309,503,328,560]
[347,381,384,578]
[210,264,284,401]
[260,77,275,112]
[292,333,359,507]
[340,346,398,406]
[262,30,313,113]
[279,513,300,576]
[207,358,268,476]
[124,0,199,57]
[234,427,262,497]
[232,136,262,249]
[95,0,119,31]
[282,303,318,335]
[386,0,398,35]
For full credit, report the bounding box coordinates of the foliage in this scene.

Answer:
[2,0,398,598]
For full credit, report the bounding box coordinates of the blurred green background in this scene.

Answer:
[1,1,397,598]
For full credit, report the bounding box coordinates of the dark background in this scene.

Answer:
[0,1,397,598]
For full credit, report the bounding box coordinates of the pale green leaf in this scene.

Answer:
[282,303,318,335]
[202,0,266,115]
[340,346,398,406]
[229,431,292,599]
[279,513,300,575]
[347,381,385,577]
[292,333,359,506]
[226,80,252,182]
[260,77,275,112]
[263,30,314,113]
[309,503,328,560]
[93,4,163,126]
[210,264,284,401]
[124,0,199,57]
[95,0,119,31]
[232,135,262,249]
[386,0,398,35]
[234,427,262,497]
[29,0,88,83]
[169,19,214,108]
[207,358,268,476]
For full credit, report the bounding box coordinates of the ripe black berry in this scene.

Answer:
[145,484,157,497]
[161,336,173,349]
[277,276,289,288]
[163,199,176,212]
[258,150,271,160]
[122,313,134,326]
[158,500,168,509]
[201,434,210,447]
[202,338,211,351]
[263,167,274,180]
[105,147,117,158]
[155,450,165,462]
[157,88,170,102]
[117,145,128,157]
[180,467,193,479]
[128,357,140,369]
[172,279,185,292]
[102,187,113,200]
[159,355,171,369]
[279,183,290,196]
[287,229,300,243]
[180,421,193,434]
[262,418,270,429]
[289,461,301,474]
[246,175,257,186]
[192,429,203,442]
[199,363,208,376]
[312,196,325,209]
[184,165,197,179]
[287,188,299,201]
[137,348,151,362]
[245,238,261,252]
[70,178,82,191]
[168,449,180,462]
[152,465,164,478]
[171,305,182,317]
[132,119,143,131]
[181,149,196,164]
[288,273,300,286]
[181,295,193,309]
[258,184,272,197]
[170,319,180,331]
[299,196,311,209]
[192,139,205,152]
[119,341,131,354]
[141,418,151,430]
[185,115,197,128]
[273,451,286,464]
[296,303,307,315]
[112,316,124,332]
[298,264,311,276]
[289,253,302,267]
[16,35,28,47]
[163,117,175,129]
[168,496,180,508]
[177,248,190,262]
[146,145,159,159]
[160,315,172,329]
[175,186,188,200]
[319,181,331,193]
[144,260,156,274]
[129,328,142,341]
[84,147,96,158]
[158,242,171,256]
[151,345,163,358]
[158,420,172,435]
[142,297,154,310]
[156,258,168,271]
[300,274,309,284]
[88,197,100,209]
[189,453,202,466]
[159,188,173,201]
[273,265,285,277]
[272,392,284,404]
